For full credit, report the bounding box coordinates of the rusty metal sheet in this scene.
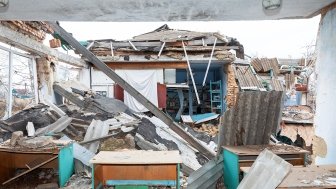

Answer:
[232,65,265,91]
[218,91,284,147]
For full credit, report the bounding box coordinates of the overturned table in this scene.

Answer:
[90,150,182,189]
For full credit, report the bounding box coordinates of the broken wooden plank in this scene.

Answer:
[48,22,215,159]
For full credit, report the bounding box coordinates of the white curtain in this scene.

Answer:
[116,70,158,112]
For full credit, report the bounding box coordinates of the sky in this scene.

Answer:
[61,15,320,59]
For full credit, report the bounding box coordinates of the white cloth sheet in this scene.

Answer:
[116,70,158,112]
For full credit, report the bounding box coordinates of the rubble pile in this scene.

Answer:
[0,83,219,188]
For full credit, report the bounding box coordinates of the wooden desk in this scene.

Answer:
[222,145,309,189]
[90,150,182,189]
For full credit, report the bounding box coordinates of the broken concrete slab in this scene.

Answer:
[18,136,53,148]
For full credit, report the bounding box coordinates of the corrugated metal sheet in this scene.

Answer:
[251,58,280,76]
[270,78,284,91]
[285,72,295,91]
[218,91,284,146]
[233,65,265,91]
[187,156,223,189]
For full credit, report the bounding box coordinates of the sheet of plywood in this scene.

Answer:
[90,150,182,164]
[278,165,336,188]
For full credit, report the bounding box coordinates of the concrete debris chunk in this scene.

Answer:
[10,131,23,146]
[18,136,53,149]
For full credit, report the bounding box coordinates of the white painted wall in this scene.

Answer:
[315,8,336,165]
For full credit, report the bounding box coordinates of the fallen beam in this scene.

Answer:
[48,22,215,159]
[0,24,87,68]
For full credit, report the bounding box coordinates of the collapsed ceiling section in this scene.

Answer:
[0,0,334,21]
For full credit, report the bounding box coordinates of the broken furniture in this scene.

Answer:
[222,145,309,189]
[0,143,73,187]
[90,150,182,189]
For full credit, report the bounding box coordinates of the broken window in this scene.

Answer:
[0,45,37,119]
[11,54,36,115]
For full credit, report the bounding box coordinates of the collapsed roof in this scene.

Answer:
[86,24,243,64]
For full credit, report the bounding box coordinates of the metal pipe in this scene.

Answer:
[202,38,217,86]
[182,41,200,104]
[157,42,165,58]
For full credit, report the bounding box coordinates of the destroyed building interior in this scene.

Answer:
[0,0,336,189]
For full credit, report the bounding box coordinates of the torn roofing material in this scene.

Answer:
[250,58,280,75]
[218,91,284,147]
[132,24,220,42]
[232,64,265,91]
[86,24,243,61]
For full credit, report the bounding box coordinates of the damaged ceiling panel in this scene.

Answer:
[218,91,284,147]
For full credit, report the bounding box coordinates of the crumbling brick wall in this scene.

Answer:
[225,63,239,108]
[0,21,53,42]
[36,57,55,95]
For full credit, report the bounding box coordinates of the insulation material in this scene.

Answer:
[116,70,159,112]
